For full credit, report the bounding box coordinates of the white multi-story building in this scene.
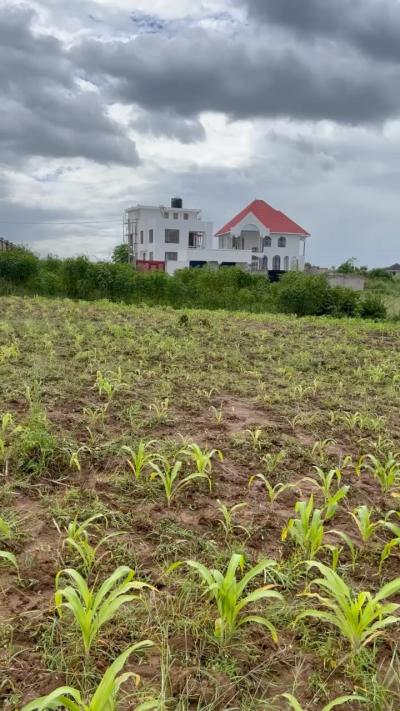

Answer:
[123,198,309,275]
[124,199,214,274]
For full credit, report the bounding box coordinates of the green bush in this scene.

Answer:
[327,287,360,317]
[358,294,387,320]
[369,268,393,280]
[276,272,331,316]
[0,248,39,283]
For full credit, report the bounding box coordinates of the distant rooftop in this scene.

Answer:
[216,198,310,237]
[386,263,400,271]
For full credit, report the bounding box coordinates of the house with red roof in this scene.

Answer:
[215,199,310,272]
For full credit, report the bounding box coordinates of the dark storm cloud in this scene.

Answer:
[0,5,139,165]
[74,30,400,124]
[243,0,400,64]
[131,111,206,143]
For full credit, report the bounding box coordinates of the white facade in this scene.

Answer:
[216,213,306,273]
[124,200,308,275]
[124,202,214,275]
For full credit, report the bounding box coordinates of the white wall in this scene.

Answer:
[216,211,307,270]
[126,206,214,266]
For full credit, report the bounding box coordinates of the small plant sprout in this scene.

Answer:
[282,496,325,559]
[0,513,18,572]
[121,440,159,480]
[311,439,336,464]
[350,505,382,545]
[64,514,122,575]
[150,456,211,507]
[329,530,357,572]
[95,371,115,400]
[0,412,22,470]
[245,427,263,450]
[178,553,282,644]
[261,450,286,474]
[282,693,366,711]
[55,566,154,654]
[210,404,224,425]
[365,452,400,494]
[249,473,294,504]
[149,398,170,423]
[68,445,91,473]
[379,517,400,573]
[181,442,223,478]
[296,561,400,653]
[217,501,249,539]
[21,642,157,711]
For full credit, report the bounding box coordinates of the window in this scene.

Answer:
[278,236,286,248]
[189,231,205,248]
[284,256,289,271]
[232,236,245,249]
[173,212,179,220]
[264,236,271,248]
[262,256,268,270]
[149,229,154,243]
[272,255,281,270]
[165,251,178,261]
[140,230,144,244]
[149,252,154,260]
[164,212,169,219]
[184,213,189,220]
[291,257,299,270]
[165,229,179,243]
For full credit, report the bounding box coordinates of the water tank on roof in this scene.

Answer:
[171,197,183,209]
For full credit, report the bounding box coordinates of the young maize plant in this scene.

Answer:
[64,514,122,576]
[121,440,160,480]
[95,371,115,400]
[261,450,286,474]
[349,505,382,545]
[366,452,400,494]
[210,405,224,425]
[180,442,223,478]
[248,474,294,504]
[0,412,22,470]
[0,513,18,572]
[217,501,249,539]
[296,561,400,653]
[21,642,157,711]
[55,566,154,653]
[282,693,366,711]
[282,496,325,559]
[311,439,336,465]
[180,553,282,644]
[149,398,170,423]
[379,518,400,573]
[245,428,263,450]
[150,456,211,507]
[302,467,349,521]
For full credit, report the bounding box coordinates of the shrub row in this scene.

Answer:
[0,250,387,319]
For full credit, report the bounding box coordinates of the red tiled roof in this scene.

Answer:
[215,199,310,237]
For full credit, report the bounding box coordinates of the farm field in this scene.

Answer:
[2,296,400,710]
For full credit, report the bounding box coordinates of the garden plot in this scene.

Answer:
[1,296,400,710]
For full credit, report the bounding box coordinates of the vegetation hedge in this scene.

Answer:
[0,251,387,319]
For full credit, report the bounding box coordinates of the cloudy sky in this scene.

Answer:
[1,0,400,266]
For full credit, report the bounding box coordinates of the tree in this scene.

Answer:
[336,258,358,273]
[112,244,130,264]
